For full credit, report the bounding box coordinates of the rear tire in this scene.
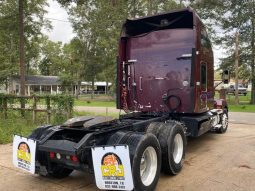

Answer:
[162,122,186,175]
[146,122,165,137]
[147,121,186,175]
[108,132,161,191]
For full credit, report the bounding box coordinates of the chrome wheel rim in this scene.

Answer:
[173,133,183,164]
[222,113,228,130]
[140,146,157,186]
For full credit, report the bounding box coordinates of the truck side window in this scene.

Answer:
[201,63,207,89]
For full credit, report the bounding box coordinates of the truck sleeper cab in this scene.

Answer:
[24,8,228,191]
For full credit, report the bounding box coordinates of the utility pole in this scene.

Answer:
[19,0,25,98]
[234,32,239,105]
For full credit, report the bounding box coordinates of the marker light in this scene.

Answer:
[66,155,71,160]
[56,153,61,160]
[71,155,78,162]
[49,152,55,159]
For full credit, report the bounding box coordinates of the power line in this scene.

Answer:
[45,17,70,23]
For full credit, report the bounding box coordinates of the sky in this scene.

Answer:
[44,0,223,67]
[44,0,74,43]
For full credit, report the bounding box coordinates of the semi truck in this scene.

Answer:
[13,8,229,191]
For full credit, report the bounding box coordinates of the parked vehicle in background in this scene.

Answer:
[227,84,247,96]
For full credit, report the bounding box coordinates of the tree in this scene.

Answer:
[39,37,63,76]
[62,38,84,97]
[0,0,50,89]
[191,0,255,104]
[59,0,128,98]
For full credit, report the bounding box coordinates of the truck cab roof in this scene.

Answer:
[122,7,198,37]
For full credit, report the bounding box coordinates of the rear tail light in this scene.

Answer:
[49,152,55,159]
[71,155,78,162]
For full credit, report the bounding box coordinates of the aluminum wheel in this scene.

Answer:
[140,146,158,186]
[222,113,228,130]
[173,133,183,164]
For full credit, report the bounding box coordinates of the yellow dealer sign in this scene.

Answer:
[92,146,133,190]
[13,135,36,174]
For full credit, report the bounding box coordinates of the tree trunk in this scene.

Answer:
[234,32,239,105]
[106,81,108,95]
[91,78,95,99]
[132,0,136,18]
[5,78,9,93]
[19,0,25,97]
[76,81,81,99]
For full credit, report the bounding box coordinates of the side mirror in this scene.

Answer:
[222,70,230,84]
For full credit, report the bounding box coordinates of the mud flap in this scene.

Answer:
[91,145,134,190]
[13,135,37,174]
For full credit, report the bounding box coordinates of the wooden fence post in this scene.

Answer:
[46,97,51,124]
[32,96,37,123]
[3,96,7,119]
[20,96,25,117]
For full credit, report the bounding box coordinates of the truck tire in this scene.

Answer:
[108,131,161,191]
[146,121,186,175]
[107,131,127,145]
[159,122,186,175]
[146,122,165,137]
[127,133,161,191]
[217,109,228,133]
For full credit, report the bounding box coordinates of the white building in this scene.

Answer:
[8,75,112,95]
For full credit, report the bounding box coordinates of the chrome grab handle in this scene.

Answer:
[139,77,142,91]
[128,77,130,90]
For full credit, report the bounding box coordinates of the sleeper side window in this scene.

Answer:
[201,63,207,89]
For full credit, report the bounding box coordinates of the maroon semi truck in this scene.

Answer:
[14,8,229,191]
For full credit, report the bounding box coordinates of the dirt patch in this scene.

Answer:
[238,164,252,169]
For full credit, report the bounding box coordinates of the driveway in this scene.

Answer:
[229,112,255,125]
[0,122,255,191]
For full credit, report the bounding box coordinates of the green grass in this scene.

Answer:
[226,93,255,112]
[0,113,37,144]
[228,104,255,112]
[225,92,251,105]
[215,92,255,112]
[0,110,118,144]
[74,94,116,107]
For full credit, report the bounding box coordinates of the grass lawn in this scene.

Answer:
[225,92,252,104]
[0,114,37,144]
[215,92,255,112]
[228,104,255,112]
